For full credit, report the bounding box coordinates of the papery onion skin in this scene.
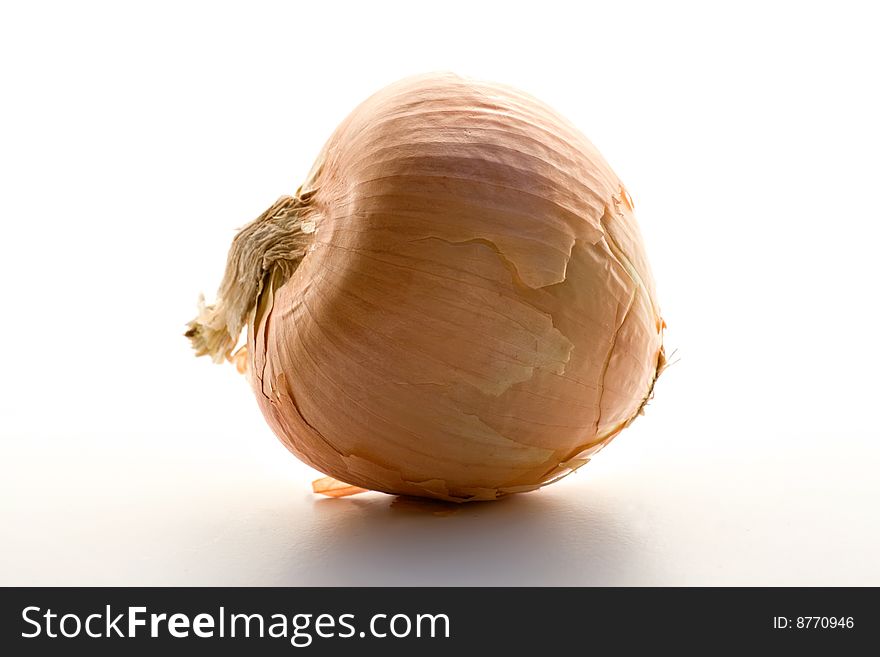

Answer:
[188,73,665,502]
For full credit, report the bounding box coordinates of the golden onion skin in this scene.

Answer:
[205,73,664,502]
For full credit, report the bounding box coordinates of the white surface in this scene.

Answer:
[3,427,878,586]
[1,1,879,586]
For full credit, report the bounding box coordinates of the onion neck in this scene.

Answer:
[186,193,317,363]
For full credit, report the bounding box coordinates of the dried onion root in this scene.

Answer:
[187,73,665,502]
[311,476,369,499]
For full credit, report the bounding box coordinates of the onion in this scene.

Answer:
[187,73,665,502]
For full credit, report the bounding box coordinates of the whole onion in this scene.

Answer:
[187,73,665,502]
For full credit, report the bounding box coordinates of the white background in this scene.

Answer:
[1,0,878,585]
